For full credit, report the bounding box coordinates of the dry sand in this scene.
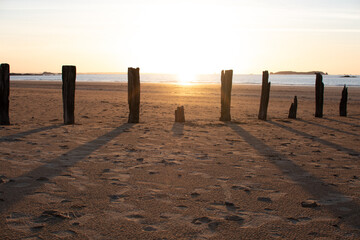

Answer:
[1,81,360,239]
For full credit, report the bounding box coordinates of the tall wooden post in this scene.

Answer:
[62,65,76,125]
[288,96,298,119]
[175,106,185,122]
[339,85,348,117]
[258,70,271,120]
[315,73,324,118]
[220,69,233,121]
[0,63,10,125]
[128,67,140,123]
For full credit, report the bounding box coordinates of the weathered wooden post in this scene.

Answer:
[128,67,140,123]
[258,70,271,120]
[339,85,348,117]
[0,63,10,125]
[62,65,76,125]
[175,106,185,122]
[315,73,324,118]
[220,69,233,121]
[288,96,298,119]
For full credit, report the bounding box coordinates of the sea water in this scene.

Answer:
[10,74,360,86]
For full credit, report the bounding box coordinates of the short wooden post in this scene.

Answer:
[339,85,348,117]
[315,73,324,118]
[175,106,185,122]
[128,67,140,123]
[220,69,233,121]
[0,63,10,125]
[258,70,271,120]
[62,65,76,125]
[288,96,298,119]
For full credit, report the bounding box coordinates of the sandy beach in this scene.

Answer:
[1,81,360,239]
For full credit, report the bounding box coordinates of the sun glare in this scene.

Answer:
[177,72,196,85]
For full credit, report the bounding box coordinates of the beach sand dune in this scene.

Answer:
[1,81,360,239]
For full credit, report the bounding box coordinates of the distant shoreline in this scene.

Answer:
[271,71,328,75]
[10,72,59,76]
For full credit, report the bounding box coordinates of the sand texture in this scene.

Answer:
[1,81,360,239]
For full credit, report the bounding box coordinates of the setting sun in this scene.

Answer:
[177,71,196,85]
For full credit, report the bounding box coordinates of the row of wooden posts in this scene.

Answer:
[0,63,349,125]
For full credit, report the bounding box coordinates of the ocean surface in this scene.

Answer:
[10,74,360,86]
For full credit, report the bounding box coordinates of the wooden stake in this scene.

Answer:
[339,85,348,117]
[288,96,298,119]
[62,65,76,125]
[175,106,185,122]
[128,67,140,123]
[258,70,271,120]
[220,69,233,121]
[0,63,10,125]
[315,73,324,118]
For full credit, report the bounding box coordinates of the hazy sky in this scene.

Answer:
[0,0,359,74]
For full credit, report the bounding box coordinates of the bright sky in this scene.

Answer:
[0,0,359,74]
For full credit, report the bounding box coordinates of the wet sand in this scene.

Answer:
[1,81,360,239]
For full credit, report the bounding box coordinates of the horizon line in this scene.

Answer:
[9,71,360,76]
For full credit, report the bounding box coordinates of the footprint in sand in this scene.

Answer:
[287,217,312,224]
[143,226,157,231]
[28,192,65,204]
[125,214,145,222]
[52,230,77,238]
[109,194,129,203]
[176,205,188,210]
[225,215,245,224]
[257,197,272,203]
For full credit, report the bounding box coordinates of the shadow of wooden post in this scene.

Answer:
[258,70,271,120]
[315,73,324,118]
[220,69,233,121]
[339,85,348,117]
[288,96,297,119]
[0,63,10,125]
[128,67,140,123]
[62,65,76,125]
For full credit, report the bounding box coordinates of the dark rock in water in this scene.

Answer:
[301,200,319,208]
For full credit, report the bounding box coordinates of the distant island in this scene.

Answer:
[271,71,328,75]
[10,72,59,76]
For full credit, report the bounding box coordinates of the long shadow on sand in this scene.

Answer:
[171,122,184,136]
[298,119,359,137]
[0,124,62,143]
[347,116,360,120]
[269,121,359,156]
[227,122,360,229]
[323,117,360,128]
[0,123,132,213]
